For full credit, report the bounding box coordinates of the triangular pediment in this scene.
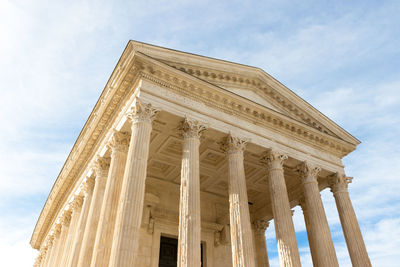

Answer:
[131,41,360,146]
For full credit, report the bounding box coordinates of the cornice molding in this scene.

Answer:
[135,54,356,157]
[30,41,139,249]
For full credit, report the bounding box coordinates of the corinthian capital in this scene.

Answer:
[220,133,248,154]
[253,219,270,234]
[296,161,321,184]
[61,210,72,226]
[260,149,288,169]
[92,156,110,177]
[127,98,159,124]
[329,172,352,194]
[83,176,95,194]
[179,117,207,139]
[109,130,130,153]
[70,195,84,210]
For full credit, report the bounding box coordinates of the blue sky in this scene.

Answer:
[0,0,399,266]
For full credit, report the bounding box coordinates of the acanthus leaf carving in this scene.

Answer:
[220,133,249,154]
[329,172,352,194]
[127,97,159,124]
[296,161,321,184]
[179,116,207,139]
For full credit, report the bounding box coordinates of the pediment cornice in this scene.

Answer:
[131,41,359,146]
[134,52,356,158]
[30,42,140,249]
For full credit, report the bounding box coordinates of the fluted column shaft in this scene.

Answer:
[91,131,129,267]
[68,177,95,267]
[47,224,62,267]
[299,199,317,266]
[330,174,371,267]
[262,150,301,267]
[53,211,71,266]
[61,195,83,266]
[253,220,270,267]
[177,118,206,267]
[43,236,54,267]
[109,100,158,267]
[222,134,255,267]
[77,158,110,267]
[297,162,338,267]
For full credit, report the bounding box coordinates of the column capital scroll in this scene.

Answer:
[220,133,249,154]
[253,219,270,234]
[92,156,111,177]
[109,130,130,153]
[83,176,95,194]
[296,161,321,184]
[54,223,62,238]
[70,195,84,210]
[329,173,352,194]
[127,98,159,124]
[260,149,288,169]
[61,210,72,227]
[179,116,207,139]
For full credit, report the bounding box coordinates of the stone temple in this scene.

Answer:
[31,41,371,267]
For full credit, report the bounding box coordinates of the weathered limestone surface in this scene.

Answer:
[54,211,71,266]
[297,162,338,267]
[76,157,110,267]
[253,220,270,267]
[262,150,301,267]
[91,131,129,267]
[47,224,61,267]
[330,173,372,267]
[68,177,95,267]
[61,195,83,266]
[222,134,256,267]
[108,100,158,267]
[177,117,207,267]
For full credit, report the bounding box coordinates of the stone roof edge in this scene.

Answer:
[30,41,137,249]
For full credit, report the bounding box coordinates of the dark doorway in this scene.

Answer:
[158,236,204,267]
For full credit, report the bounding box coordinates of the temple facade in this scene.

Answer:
[31,41,371,267]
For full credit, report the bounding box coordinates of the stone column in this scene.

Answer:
[108,100,158,267]
[329,173,371,267]
[253,220,270,267]
[68,177,95,267]
[47,224,62,267]
[38,246,47,267]
[77,157,110,267]
[91,131,129,267]
[298,198,317,266]
[297,162,338,267]
[177,117,207,267]
[53,210,72,266]
[61,195,84,266]
[42,235,54,267]
[221,134,256,267]
[261,150,301,267]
